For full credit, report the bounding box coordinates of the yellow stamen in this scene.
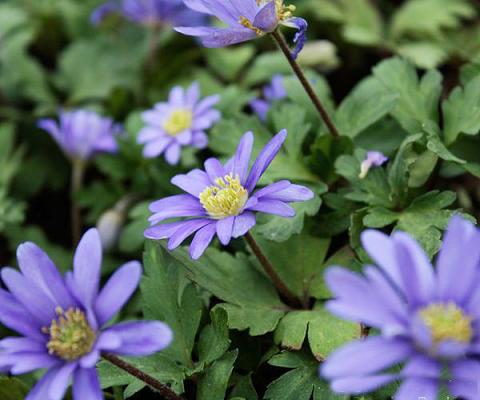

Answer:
[163,109,193,136]
[199,174,248,219]
[239,1,296,35]
[419,303,472,345]
[45,307,96,361]
[239,16,263,36]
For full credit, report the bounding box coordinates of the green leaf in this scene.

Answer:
[252,233,330,299]
[141,242,204,367]
[442,75,480,145]
[244,52,291,85]
[274,303,359,360]
[230,374,258,400]
[340,0,384,46]
[198,308,231,365]
[395,41,448,69]
[206,45,255,81]
[197,350,238,400]
[391,0,475,38]
[373,58,442,134]
[0,376,29,400]
[167,246,287,335]
[255,185,325,243]
[335,77,398,138]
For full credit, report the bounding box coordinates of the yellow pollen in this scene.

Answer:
[239,1,296,35]
[45,307,96,361]
[163,109,193,136]
[419,303,472,345]
[239,16,263,35]
[199,174,248,219]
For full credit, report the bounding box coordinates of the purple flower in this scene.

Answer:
[359,151,388,179]
[321,216,480,400]
[250,74,287,121]
[38,110,121,161]
[0,229,172,400]
[145,129,314,259]
[138,82,221,165]
[92,0,207,26]
[175,0,308,58]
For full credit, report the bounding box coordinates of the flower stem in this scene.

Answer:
[71,159,86,246]
[103,353,183,400]
[244,232,301,308]
[271,30,340,138]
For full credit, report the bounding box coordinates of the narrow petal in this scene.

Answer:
[245,129,287,192]
[233,131,254,184]
[48,362,77,400]
[167,219,212,249]
[165,142,181,165]
[253,1,277,32]
[247,199,295,217]
[73,229,102,309]
[94,261,142,326]
[1,268,56,326]
[171,170,210,197]
[17,242,75,309]
[232,212,256,238]
[321,337,411,379]
[395,378,438,400]
[145,220,195,240]
[0,337,45,353]
[143,136,172,158]
[189,222,217,259]
[26,367,62,400]
[107,321,173,356]
[72,368,103,400]
[253,180,291,199]
[204,157,226,181]
[175,26,258,48]
[262,184,314,202]
[330,375,397,395]
[448,379,478,400]
[9,352,60,375]
[148,204,206,225]
[194,94,221,116]
[216,216,235,245]
[401,355,441,379]
[149,194,199,213]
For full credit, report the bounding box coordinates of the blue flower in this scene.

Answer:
[321,216,480,400]
[250,74,287,121]
[38,110,121,161]
[0,229,172,400]
[145,130,314,259]
[175,0,308,58]
[137,82,221,164]
[359,151,388,179]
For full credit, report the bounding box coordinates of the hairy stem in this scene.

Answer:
[71,159,86,246]
[271,30,340,138]
[245,232,302,308]
[103,353,183,400]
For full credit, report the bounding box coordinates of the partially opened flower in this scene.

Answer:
[250,74,287,121]
[358,151,388,179]
[92,0,207,26]
[0,229,172,400]
[138,82,221,164]
[145,130,314,259]
[321,216,480,400]
[38,110,121,161]
[175,0,308,58]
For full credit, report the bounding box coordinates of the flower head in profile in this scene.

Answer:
[358,151,388,179]
[175,0,308,58]
[145,129,314,259]
[38,110,121,161]
[138,82,221,164]
[92,0,207,26]
[250,74,287,121]
[321,216,480,400]
[0,229,172,400]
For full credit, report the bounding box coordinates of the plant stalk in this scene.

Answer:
[271,30,340,138]
[71,159,86,246]
[244,232,301,308]
[103,353,183,400]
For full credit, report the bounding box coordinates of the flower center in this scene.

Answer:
[239,1,296,35]
[419,303,472,345]
[45,307,96,361]
[163,109,193,136]
[199,174,248,219]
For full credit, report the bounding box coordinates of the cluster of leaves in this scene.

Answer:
[304,0,480,68]
[1,0,480,399]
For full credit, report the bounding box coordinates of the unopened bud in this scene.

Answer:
[297,40,340,71]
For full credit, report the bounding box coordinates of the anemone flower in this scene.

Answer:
[175,0,308,58]
[145,129,314,259]
[321,216,480,400]
[0,229,172,400]
[38,110,121,161]
[250,74,287,121]
[358,151,388,179]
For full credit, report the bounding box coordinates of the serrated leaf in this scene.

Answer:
[335,77,398,138]
[206,45,255,81]
[198,308,231,365]
[340,0,383,46]
[167,246,288,336]
[197,350,238,400]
